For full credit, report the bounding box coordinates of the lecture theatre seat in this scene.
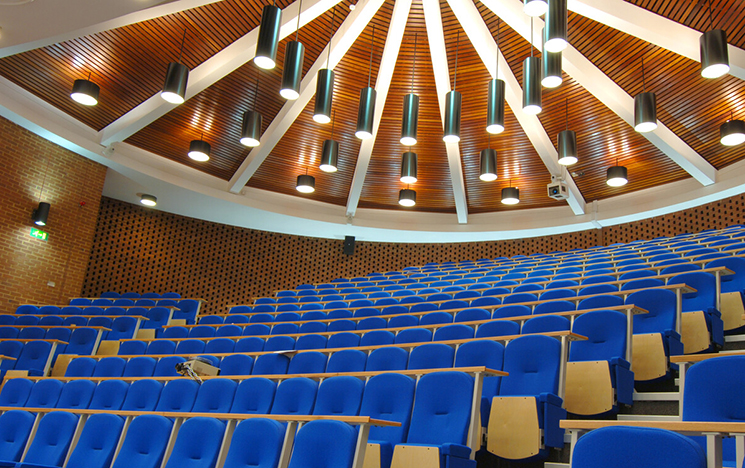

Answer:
[230,378,276,414]
[64,413,125,468]
[0,410,34,464]
[270,377,318,417]
[164,417,225,468]
[17,411,79,468]
[706,257,745,333]
[222,418,285,468]
[111,415,173,468]
[453,340,505,427]
[287,420,358,468]
[669,271,724,353]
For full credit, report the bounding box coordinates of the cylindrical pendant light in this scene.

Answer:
[443,31,462,143]
[479,146,497,182]
[557,98,577,165]
[140,194,157,207]
[523,19,542,115]
[280,0,305,100]
[240,77,263,147]
[161,30,189,104]
[487,20,506,135]
[399,188,416,207]
[720,114,745,146]
[33,202,50,226]
[254,4,282,69]
[606,163,628,187]
[544,0,568,53]
[523,0,547,17]
[400,152,417,184]
[700,2,729,79]
[320,112,339,172]
[401,33,419,146]
[501,184,519,205]
[296,174,315,193]
[634,56,657,133]
[356,25,377,140]
[71,72,100,106]
[188,137,210,162]
[314,6,336,124]
[542,45,562,88]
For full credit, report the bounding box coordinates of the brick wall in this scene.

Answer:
[83,195,745,315]
[0,116,107,312]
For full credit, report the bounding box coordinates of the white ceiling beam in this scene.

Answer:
[459,0,586,215]
[568,0,745,81]
[228,0,385,193]
[99,0,342,147]
[345,0,413,218]
[423,0,468,224]
[495,0,717,186]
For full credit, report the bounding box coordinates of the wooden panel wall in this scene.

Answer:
[82,195,745,314]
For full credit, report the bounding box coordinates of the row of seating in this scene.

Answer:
[15,300,200,325]
[81,291,181,299]
[0,315,139,340]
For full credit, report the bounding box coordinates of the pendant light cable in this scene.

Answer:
[530,18,534,58]
[368,25,375,87]
[411,33,417,94]
[295,0,303,41]
[565,97,568,130]
[38,157,50,202]
[326,6,336,68]
[177,29,187,63]
[453,31,460,91]
[641,55,646,92]
[496,19,500,78]
[707,0,714,30]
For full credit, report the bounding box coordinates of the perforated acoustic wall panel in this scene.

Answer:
[83,196,745,315]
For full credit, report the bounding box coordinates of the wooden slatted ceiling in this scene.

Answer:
[0,0,290,131]
[627,0,745,49]
[126,5,351,181]
[569,12,745,170]
[247,2,389,205]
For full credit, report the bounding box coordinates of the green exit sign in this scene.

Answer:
[30,228,48,241]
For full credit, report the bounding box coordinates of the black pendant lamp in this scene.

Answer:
[32,202,50,226]
[188,133,210,162]
[700,0,729,79]
[296,171,315,193]
[720,112,745,146]
[280,0,305,99]
[400,152,417,184]
[542,29,562,89]
[240,76,263,147]
[501,181,519,205]
[161,30,189,104]
[557,98,577,165]
[356,25,377,140]
[544,0,568,53]
[523,19,542,115]
[71,71,100,106]
[487,20,505,135]
[320,111,339,172]
[254,2,282,70]
[606,160,628,187]
[399,187,416,207]
[479,136,497,182]
[401,33,419,146]
[443,31,462,143]
[523,0,547,17]
[634,56,657,133]
[314,6,336,124]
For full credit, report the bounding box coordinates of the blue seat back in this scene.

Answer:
[219,354,254,376]
[500,335,561,397]
[66,413,125,468]
[0,410,35,462]
[521,315,571,334]
[89,380,129,410]
[313,376,365,416]
[627,289,677,334]
[287,420,357,468]
[288,351,328,374]
[222,418,285,468]
[0,378,33,406]
[326,349,367,373]
[366,347,409,371]
[408,343,454,370]
[475,320,520,338]
[56,379,96,409]
[121,379,163,411]
[23,411,79,467]
[570,310,627,362]
[111,415,173,468]
[231,378,277,414]
[26,379,64,408]
[192,379,237,413]
[359,373,416,445]
[270,377,318,416]
[669,272,716,312]
[155,379,198,412]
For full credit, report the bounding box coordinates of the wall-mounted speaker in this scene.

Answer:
[343,236,355,256]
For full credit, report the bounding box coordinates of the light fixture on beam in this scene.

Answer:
[140,194,157,207]
[523,19,542,115]
[71,72,100,106]
[443,31,462,143]
[188,134,210,162]
[634,56,657,133]
[557,98,577,166]
[356,25,377,140]
[401,33,419,146]
[479,136,497,181]
[606,161,628,187]
[700,0,729,79]
[313,6,336,124]
[240,76,262,147]
[399,188,416,207]
[280,0,305,100]
[161,29,189,104]
[720,112,745,146]
[320,111,339,172]
[544,0,568,53]
[254,3,282,70]
[487,20,505,134]
[400,152,417,184]
[296,173,315,193]
[501,183,519,205]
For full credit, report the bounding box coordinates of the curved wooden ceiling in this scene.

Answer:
[0,0,743,217]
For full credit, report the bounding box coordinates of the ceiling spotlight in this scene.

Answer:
[700,29,729,78]
[523,19,542,115]
[479,148,498,182]
[487,20,505,135]
[70,73,99,106]
[399,188,416,207]
[188,138,210,162]
[140,194,157,207]
[32,202,50,226]
[161,30,190,104]
[501,186,520,205]
[296,174,315,193]
[320,112,339,172]
[240,110,262,147]
[280,41,305,100]
[443,32,462,143]
[356,25,377,140]
[720,117,745,146]
[254,4,282,70]
[400,152,417,184]
[542,48,562,88]
[634,56,657,133]
[314,6,336,124]
[606,164,628,187]
[557,99,577,165]
[523,0,548,17]
[544,0,568,53]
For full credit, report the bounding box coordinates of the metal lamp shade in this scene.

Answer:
[280,41,305,100]
[400,152,417,184]
[486,79,505,134]
[398,188,416,207]
[313,69,335,124]
[240,110,262,147]
[140,194,157,207]
[320,139,339,172]
[479,148,498,181]
[71,79,100,106]
[720,119,745,146]
[501,187,519,205]
[542,50,562,88]
[634,92,657,133]
[606,165,628,187]
[443,90,462,143]
[355,87,376,140]
[254,4,282,69]
[522,57,542,115]
[557,130,577,165]
[161,62,189,104]
[523,0,548,16]
[700,29,730,79]
[296,174,315,193]
[401,93,419,145]
[544,0,568,53]
[188,139,210,162]
[33,202,50,226]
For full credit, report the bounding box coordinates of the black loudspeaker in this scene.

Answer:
[343,236,356,256]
